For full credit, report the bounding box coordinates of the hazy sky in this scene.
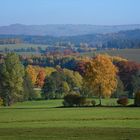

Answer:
[0,0,140,25]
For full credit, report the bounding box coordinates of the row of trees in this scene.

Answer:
[0,53,140,106]
[76,56,140,99]
[21,55,78,70]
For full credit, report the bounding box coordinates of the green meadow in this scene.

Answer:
[0,99,140,140]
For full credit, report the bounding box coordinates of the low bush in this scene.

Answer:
[63,93,90,107]
[117,97,128,106]
[91,100,96,107]
[79,97,87,106]
[0,97,3,106]
[134,91,140,107]
[63,93,81,107]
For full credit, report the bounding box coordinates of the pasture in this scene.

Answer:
[0,44,48,50]
[0,99,140,140]
[82,49,140,63]
[0,43,140,63]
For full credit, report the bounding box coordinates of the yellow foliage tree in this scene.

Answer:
[84,54,118,106]
[26,65,37,85]
[45,67,56,77]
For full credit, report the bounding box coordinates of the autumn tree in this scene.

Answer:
[75,57,90,76]
[131,71,140,93]
[26,65,37,85]
[84,55,118,106]
[26,66,56,87]
[115,61,140,97]
[45,67,56,77]
[36,69,46,88]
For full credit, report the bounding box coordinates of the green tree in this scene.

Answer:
[23,72,35,101]
[42,71,66,99]
[42,68,83,99]
[0,53,25,106]
[134,91,140,106]
[112,77,124,98]
[63,69,83,91]
[62,81,70,94]
[131,71,140,94]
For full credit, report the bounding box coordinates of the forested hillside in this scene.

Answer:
[0,29,140,49]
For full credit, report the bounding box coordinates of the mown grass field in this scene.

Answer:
[0,99,140,140]
[82,49,140,63]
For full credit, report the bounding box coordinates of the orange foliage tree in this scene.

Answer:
[26,65,56,87]
[36,69,46,88]
[84,55,118,106]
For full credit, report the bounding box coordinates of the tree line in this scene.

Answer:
[0,53,140,106]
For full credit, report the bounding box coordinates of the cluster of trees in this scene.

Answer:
[114,61,140,98]
[26,65,56,88]
[0,53,140,107]
[25,64,83,99]
[21,55,78,70]
[1,29,140,49]
[0,53,34,106]
[42,67,82,99]
[76,56,140,100]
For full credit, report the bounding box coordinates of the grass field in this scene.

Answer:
[0,44,140,63]
[0,44,46,55]
[82,49,140,63]
[0,44,48,50]
[0,99,140,140]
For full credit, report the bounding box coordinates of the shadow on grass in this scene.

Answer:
[55,104,137,108]
[0,104,138,110]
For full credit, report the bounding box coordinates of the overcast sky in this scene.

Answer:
[0,0,140,25]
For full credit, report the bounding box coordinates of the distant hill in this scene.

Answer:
[0,29,140,49]
[1,24,140,36]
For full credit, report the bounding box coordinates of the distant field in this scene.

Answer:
[0,44,47,55]
[0,99,140,140]
[82,49,140,63]
[0,44,48,50]
[0,44,140,63]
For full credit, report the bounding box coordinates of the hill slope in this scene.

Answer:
[0,24,140,36]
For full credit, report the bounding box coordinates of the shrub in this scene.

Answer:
[0,98,3,106]
[63,93,81,107]
[63,93,90,107]
[134,91,140,107]
[91,100,96,107]
[84,99,91,106]
[79,97,87,106]
[117,97,128,106]
[62,100,70,107]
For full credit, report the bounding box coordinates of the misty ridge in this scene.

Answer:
[1,24,140,36]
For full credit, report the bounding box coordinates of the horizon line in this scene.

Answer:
[1,23,140,27]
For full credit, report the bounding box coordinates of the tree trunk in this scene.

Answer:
[98,84,102,106]
[99,95,102,106]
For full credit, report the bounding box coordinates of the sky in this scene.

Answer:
[0,0,140,26]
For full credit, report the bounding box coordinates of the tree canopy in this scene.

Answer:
[84,55,118,105]
[0,53,25,106]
